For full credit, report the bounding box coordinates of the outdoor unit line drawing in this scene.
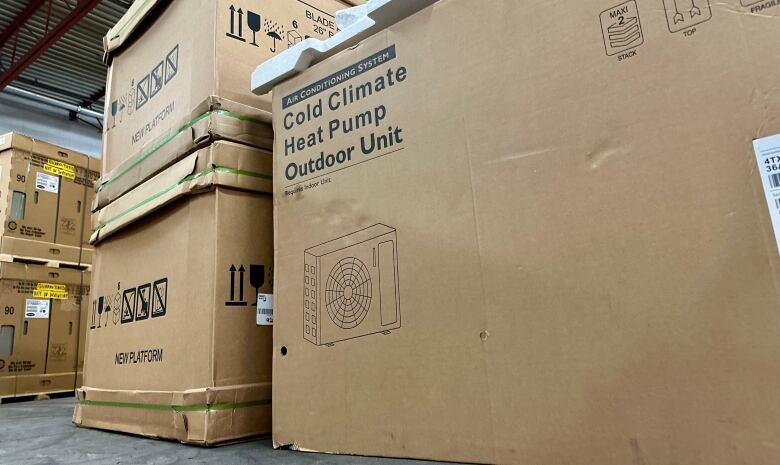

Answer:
[303,224,401,345]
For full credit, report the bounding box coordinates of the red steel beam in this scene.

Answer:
[0,0,102,92]
[0,0,47,49]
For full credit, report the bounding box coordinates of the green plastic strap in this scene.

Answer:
[109,0,154,41]
[98,109,270,192]
[96,165,272,231]
[79,398,271,412]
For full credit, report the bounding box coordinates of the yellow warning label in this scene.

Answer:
[33,283,69,300]
[44,160,76,180]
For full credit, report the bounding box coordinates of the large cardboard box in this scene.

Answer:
[266,1,780,464]
[0,261,89,399]
[74,141,274,445]
[0,132,98,265]
[100,0,347,186]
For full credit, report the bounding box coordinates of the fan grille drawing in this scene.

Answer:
[325,257,372,329]
[304,224,401,345]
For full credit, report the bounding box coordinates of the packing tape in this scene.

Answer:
[78,398,271,412]
[95,165,272,231]
[97,109,270,192]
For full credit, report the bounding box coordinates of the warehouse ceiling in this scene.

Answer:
[0,0,130,123]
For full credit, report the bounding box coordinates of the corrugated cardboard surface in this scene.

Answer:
[78,145,273,443]
[0,132,99,265]
[102,0,345,175]
[269,1,780,463]
[94,97,273,211]
[0,262,89,398]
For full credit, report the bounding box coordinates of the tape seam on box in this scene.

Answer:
[78,398,271,412]
[96,165,272,231]
[98,109,271,192]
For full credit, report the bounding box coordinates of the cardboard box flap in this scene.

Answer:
[91,141,271,244]
[103,0,164,59]
[93,96,273,212]
[251,0,437,95]
[0,260,84,284]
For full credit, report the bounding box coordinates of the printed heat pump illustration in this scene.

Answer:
[303,224,401,345]
[662,0,711,33]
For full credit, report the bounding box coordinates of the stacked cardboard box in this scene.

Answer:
[0,264,90,399]
[94,0,348,208]
[257,1,780,464]
[74,0,348,445]
[0,132,97,399]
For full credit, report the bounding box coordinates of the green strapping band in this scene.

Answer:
[109,0,154,40]
[98,109,270,192]
[79,398,271,412]
[96,165,272,231]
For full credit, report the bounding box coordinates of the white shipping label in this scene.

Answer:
[257,293,273,326]
[35,172,59,193]
[754,133,780,253]
[25,299,50,319]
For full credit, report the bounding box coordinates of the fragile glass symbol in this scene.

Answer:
[247,11,260,46]
[250,265,264,305]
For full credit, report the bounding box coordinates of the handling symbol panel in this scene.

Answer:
[600,1,644,56]
[663,0,712,33]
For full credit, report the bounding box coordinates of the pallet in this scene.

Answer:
[0,390,75,405]
[0,254,91,271]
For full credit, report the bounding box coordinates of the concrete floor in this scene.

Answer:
[0,396,451,465]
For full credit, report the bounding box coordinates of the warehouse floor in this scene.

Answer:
[0,396,451,465]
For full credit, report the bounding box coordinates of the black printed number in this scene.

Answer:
[16,174,25,183]
[3,306,13,315]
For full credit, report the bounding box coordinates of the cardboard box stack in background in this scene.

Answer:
[258,1,780,464]
[0,264,90,399]
[0,132,97,400]
[75,0,347,445]
[0,133,98,266]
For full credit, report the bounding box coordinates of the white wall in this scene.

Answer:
[0,92,102,158]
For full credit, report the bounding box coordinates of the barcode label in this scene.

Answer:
[25,299,50,318]
[769,173,780,189]
[753,133,780,254]
[36,172,59,193]
[257,293,273,326]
